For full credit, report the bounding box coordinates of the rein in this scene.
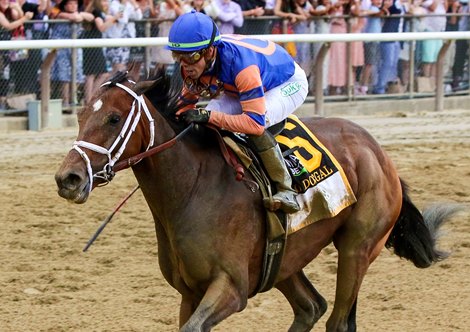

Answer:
[113,124,193,172]
[71,79,191,192]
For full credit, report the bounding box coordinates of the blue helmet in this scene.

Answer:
[166,10,221,52]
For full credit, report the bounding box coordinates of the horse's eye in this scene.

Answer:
[108,114,121,125]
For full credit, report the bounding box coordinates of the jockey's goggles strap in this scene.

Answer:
[208,20,217,48]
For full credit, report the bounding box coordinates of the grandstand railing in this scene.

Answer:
[0,15,469,124]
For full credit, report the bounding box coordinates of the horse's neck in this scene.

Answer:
[131,118,216,223]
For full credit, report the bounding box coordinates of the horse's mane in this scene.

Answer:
[140,68,219,145]
[104,65,191,131]
[141,68,186,121]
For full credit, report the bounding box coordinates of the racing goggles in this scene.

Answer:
[172,49,206,65]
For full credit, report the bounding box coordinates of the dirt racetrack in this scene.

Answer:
[1,108,469,332]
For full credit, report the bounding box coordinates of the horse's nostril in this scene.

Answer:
[68,173,84,187]
[56,171,84,190]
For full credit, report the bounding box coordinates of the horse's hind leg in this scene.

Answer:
[276,271,328,332]
[326,205,398,331]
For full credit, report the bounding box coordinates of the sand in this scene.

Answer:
[1,109,469,331]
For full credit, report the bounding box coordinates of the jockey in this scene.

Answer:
[166,10,309,213]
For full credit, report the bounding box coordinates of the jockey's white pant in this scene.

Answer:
[206,62,308,127]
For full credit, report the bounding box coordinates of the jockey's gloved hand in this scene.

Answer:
[180,108,211,125]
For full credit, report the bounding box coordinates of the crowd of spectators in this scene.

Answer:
[0,0,469,108]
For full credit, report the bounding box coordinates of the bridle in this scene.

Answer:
[72,79,193,193]
[72,79,155,193]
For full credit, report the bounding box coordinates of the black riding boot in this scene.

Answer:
[249,130,300,213]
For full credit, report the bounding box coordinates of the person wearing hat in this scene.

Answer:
[167,10,309,213]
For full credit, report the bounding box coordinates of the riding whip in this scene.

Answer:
[83,185,140,252]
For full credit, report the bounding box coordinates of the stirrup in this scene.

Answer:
[263,192,300,214]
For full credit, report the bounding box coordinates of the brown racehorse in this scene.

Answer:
[55,65,459,332]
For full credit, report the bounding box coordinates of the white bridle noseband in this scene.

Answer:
[72,79,155,193]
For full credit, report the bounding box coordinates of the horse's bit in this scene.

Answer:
[71,80,155,193]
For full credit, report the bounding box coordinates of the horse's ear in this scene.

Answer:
[133,78,163,96]
[127,62,141,82]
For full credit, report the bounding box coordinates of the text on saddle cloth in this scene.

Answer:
[277,115,338,193]
[276,115,357,235]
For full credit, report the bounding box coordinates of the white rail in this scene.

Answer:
[0,31,470,50]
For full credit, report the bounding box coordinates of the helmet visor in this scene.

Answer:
[172,49,206,65]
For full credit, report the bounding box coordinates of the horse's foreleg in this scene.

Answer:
[276,271,328,332]
[179,296,198,329]
[179,273,246,332]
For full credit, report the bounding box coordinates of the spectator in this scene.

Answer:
[310,0,332,32]
[48,0,79,18]
[131,0,156,77]
[82,0,118,104]
[48,0,61,18]
[419,0,447,78]
[327,0,348,95]
[350,0,365,93]
[273,0,307,58]
[358,0,385,95]
[214,0,244,34]
[0,0,33,107]
[398,0,427,91]
[233,0,270,34]
[445,1,460,32]
[16,0,47,96]
[105,0,142,73]
[373,0,404,94]
[310,0,332,35]
[273,0,306,22]
[444,0,459,79]
[293,0,313,78]
[5,0,47,94]
[310,0,332,94]
[450,0,468,90]
[151,0,184,73]
[50,0,93,106]
[264,0,275,13]
[397,0,412,91]
[22,0,48,40]
[186,0,219,18]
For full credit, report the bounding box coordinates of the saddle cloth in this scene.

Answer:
[276,115,357,235]
[223,115,357,236]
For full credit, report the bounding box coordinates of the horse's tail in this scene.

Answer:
[385,178,461,268]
